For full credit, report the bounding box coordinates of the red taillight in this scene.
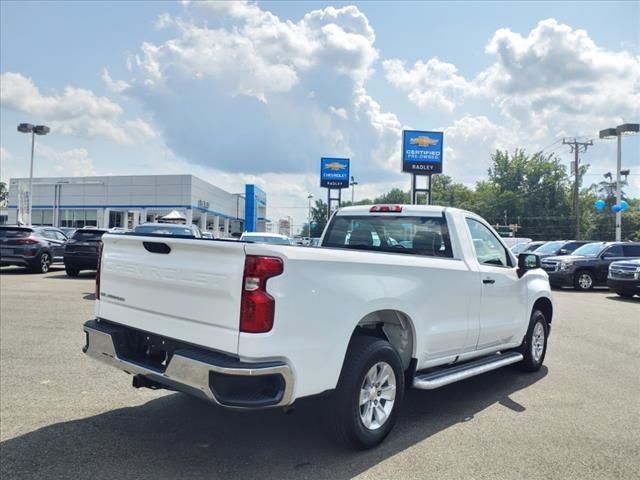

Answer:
[17,237,39,244]
[95,242,104,300]
[240,255,283,333]
[370,205,402,213]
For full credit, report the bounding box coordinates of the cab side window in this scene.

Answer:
[465,218,512,267]
[602,245,623,258]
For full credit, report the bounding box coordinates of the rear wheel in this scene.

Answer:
[518,310,549,372]
[31,252,51,273]
[573,270,594,291]
[325,336,404,449]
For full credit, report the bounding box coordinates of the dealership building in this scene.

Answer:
[5,174,267,236]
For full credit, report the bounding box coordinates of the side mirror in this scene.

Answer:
[558,248,568,255]
[517,253,540,278]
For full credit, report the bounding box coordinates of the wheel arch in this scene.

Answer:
[533,296,553,325]
[349,309,416,372]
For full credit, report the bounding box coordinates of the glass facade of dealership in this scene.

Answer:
[6,175,268,236]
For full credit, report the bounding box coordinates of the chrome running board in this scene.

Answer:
[413,351,523,390]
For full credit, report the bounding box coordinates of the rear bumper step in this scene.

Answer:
[413,351,523,390]
[83,319,294,408]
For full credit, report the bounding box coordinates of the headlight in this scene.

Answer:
[559,260,574,271]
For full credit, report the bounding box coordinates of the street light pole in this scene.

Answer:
[350,176,358,205]
[615,133,622,241]
[600,123,639,242]
[307,194,313,239]
[18,123,50,225]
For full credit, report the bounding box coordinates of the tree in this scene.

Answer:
[0,181,7,206]
[309,198,329,237]
[373,188,409,204]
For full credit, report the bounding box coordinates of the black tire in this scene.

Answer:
[517,310,549,372]
[65,266,80,277]
[324,336,405,450]
[573,270,594,291]
[615,291,635,299]
[31,251,52,273]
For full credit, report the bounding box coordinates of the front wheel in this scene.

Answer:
[573,270,594,291]
[325,336,404,449]
[518,310,549,372]
[615,291,636,299]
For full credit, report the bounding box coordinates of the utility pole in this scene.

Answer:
[563,138,593,240]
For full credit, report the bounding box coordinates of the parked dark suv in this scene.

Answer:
[64,228,108,276]
[541,242,640,291]
[607,258,640,298]
[0,226,68,273]
[532,240,594,259]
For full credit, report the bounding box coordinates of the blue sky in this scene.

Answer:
[1,1,639,226]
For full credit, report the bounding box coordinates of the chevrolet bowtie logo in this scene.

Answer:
[325,162,347,171]
[410,136,439,147]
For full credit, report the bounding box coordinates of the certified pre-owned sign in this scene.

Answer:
[402,130,444,174]
[321,157,350,188]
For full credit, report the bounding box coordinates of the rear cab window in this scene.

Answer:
[322,214,453,257]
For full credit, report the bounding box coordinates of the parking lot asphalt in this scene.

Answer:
[0,265,639,480]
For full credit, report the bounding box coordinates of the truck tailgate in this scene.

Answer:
[97,234,245,355]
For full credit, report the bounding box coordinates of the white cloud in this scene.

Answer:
[381,18,640,190]
[477,18,640,133]
[443,115,516,184]
[102,68,130,94]
[0,145,96,181]
[383,57,471,112]
[39,146,97,177]
[112,2,398,183]
[0,72,154,144]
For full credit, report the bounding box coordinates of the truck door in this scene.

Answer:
[464,218,528,350]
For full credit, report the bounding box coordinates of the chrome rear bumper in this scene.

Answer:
[83,319,294,408]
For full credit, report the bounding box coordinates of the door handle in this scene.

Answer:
[482,278,495,284]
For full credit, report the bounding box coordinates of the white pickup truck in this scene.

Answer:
[84,205,552,449]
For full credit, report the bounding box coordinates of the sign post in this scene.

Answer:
[320,157,350,219]
[402,130,443,205]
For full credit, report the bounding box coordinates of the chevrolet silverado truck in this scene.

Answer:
[83,205,552,449]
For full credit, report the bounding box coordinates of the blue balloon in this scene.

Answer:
[620,200,629,211]
[612,205,622,213]
[594,199,605,210]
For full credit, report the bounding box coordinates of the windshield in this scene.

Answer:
[572,242,605,256]
[323,215,452,257]
[241,235,290,245]
[525,242,544,252]
[71,230,106,241]
[534,241,564,254]
[511,243,531,254]
[134,225,195,236]
[0,228,33,238]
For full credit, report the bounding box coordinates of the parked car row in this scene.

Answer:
[509,238,640,297]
